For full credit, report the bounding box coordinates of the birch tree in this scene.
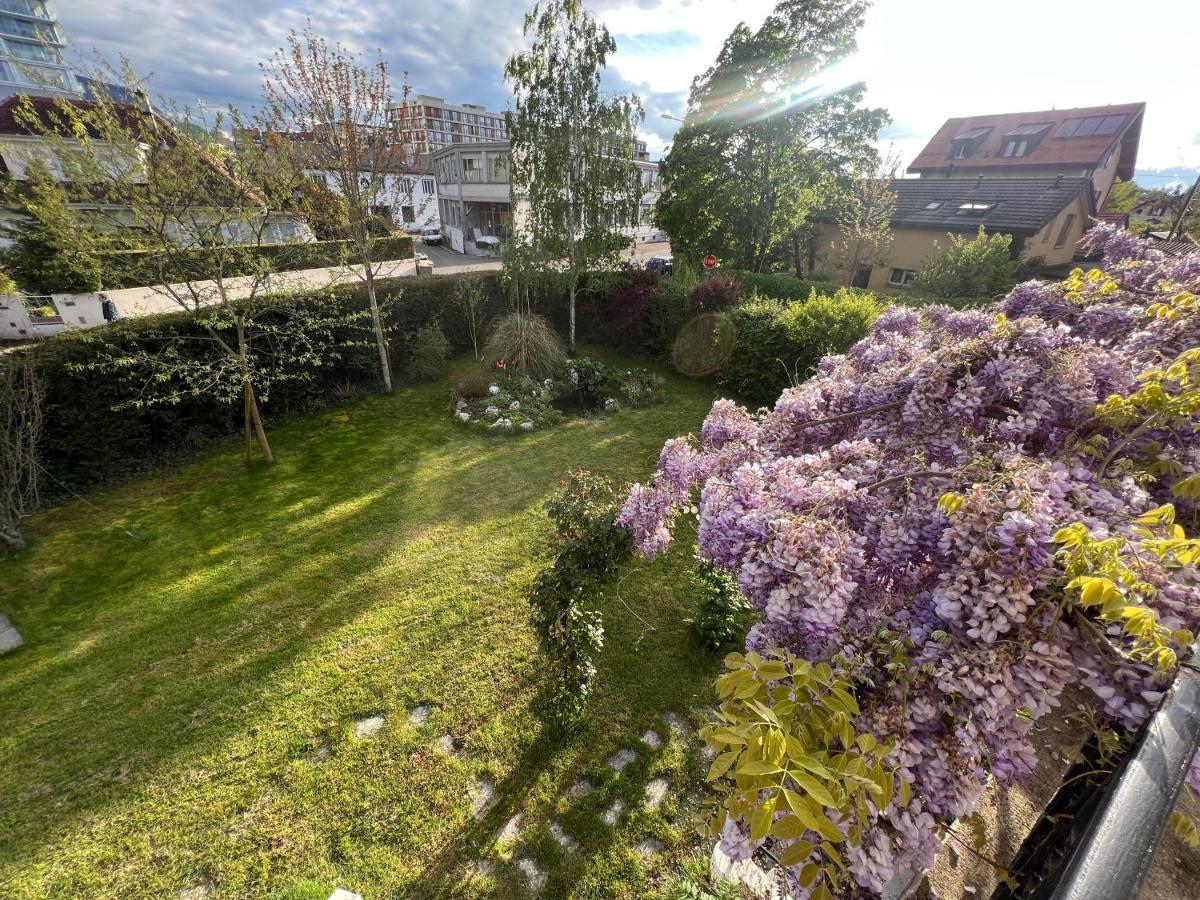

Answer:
[505,0,644,353]
[261,24,419,392]
[0,353,43,549]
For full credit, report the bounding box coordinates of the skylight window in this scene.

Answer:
[924,201,942,210]
[957,202,994,216]
[1055,114,1126,138]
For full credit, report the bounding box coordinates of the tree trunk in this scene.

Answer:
[236,316,274,465]
[243,381,254,466]
[568,284,577,355]
[364,268,394,393]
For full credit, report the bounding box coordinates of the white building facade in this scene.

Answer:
[302,168,440,232]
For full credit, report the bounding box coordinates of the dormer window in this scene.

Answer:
[949,126,991,160]
[1000,123,1052,158]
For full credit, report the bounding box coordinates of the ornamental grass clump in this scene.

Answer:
[484,311,566,379]
[618,224,1200,897]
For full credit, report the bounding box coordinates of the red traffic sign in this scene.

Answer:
[703,254,716,270]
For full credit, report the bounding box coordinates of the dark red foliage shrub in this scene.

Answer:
[688,274,743,313]
[596,270,659,348]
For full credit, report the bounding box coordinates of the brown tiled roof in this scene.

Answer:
[908,103,1145,180]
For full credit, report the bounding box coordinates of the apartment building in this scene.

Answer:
[0,0,79,99]
[389,95,509,164]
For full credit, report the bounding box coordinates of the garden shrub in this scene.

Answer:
[618,224,1200,897]
[528,470,633,728]
[643,275,692,353]
[688,555,753,649]
[688,274,743,313]
[720,290,881,405]
[592,269,659,349]
[912,226,1017,300]
[728,270,830,302]
[403,320,450,383]
[483,312,567,379]
[454,363,492,399]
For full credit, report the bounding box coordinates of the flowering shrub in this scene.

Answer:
[453,357,663,433]
[619,224,1200,896]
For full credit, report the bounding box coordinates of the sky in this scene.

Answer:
[59,0,1200,190]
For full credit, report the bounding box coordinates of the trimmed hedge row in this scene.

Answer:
[727,269,833,302]
[96,235,416,290]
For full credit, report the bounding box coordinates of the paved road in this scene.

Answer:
[416,240,502,274]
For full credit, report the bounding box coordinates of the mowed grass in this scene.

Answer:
[0,356,725,899]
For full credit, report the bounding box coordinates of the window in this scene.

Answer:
[888,268,916,287]
[1001,139,1029,157]
[957,202,994,216]
[1054,213,1077,248]
[1055,114,1126,138]
[421,177,434,194]
[951,142,971,159]
[924,201,942,210]
[5,39,60,63]
[1000,123,1051,158]
[949,126,990,160]
[489,154,508,181]
[401,205,415,224]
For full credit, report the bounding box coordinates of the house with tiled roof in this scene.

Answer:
[907,102,1145,211]
[817,175,1096,292]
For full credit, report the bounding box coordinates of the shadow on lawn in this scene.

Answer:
[0,388,541,875]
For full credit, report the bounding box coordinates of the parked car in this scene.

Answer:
[421,227,442,245]
[646,255,673,275]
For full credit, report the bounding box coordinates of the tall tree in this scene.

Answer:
[1103,177,1140,213]
[505,0,644,353]
[656,0,888,272]
[827,150,898,285]
[261,24,418,392]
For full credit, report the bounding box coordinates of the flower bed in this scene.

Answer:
[453,357,663,432]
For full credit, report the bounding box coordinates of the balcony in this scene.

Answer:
[0,0,51,21]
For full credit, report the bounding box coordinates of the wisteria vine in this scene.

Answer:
[620,224,1200,896]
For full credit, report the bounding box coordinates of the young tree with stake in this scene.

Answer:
[262,24,421,392]
[505,0,644,353]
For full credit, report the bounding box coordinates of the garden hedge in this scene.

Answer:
[719,290,883,405]
[95,235,415,290]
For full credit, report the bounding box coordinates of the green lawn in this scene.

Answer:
[0,357,725,899]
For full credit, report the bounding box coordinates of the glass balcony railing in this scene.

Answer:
[0,0,50,20]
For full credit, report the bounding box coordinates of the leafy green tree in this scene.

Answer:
[912,227,1017,300]
[505,0,644,352]
[1,160,104,293]
[826,151,898,285]
[20,63,361,466]
[656,0,889,272]
[1103,177,1140,213]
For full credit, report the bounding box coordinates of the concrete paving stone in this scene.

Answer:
[608,748,637,772]
[567,779,594,800]
[640,729,663,749]
[177,887,211,900]
[0,614,23,654]
[495,812,523,846]
[635,837,665,856]
[549,821,578,853]
[602,799,626,826]
[664,711,692,738]
[471,779,496,818]
[517,858,547,893]
[644,778,669,810]
[434,734,457,755]
[327,891,363,900]
[353,715,385,739]
[407,704,431,727]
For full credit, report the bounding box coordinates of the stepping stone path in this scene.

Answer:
[517,858,547,893]
[466,860,497,881]
[549,821,578,853]
[602,799,626,826]
[635,837,665,857]
[567,779,594,800]
[470,779,496,818]
[495,812,523,847]
[177,888,210,900]
[407,704,431,727]
[353,715,385,739]
[328,891,363,900]
[644,778,669,811]
[608,748,637,772]
[640,729,663,750]
[434,734,457,756]
[0,614,22,654]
